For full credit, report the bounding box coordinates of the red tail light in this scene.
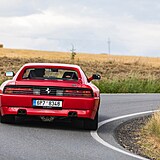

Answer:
[3,86,93,98]
[4,87,33,95]
[64,89,93,97]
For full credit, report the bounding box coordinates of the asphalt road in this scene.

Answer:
[0,94,160,160]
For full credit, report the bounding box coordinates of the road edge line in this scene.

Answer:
[90,110,160,160]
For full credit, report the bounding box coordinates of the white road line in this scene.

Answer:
[91,110,160,160]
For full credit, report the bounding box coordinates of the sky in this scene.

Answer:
[0,0,160,57]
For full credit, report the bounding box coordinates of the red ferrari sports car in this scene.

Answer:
[0,63,100,130]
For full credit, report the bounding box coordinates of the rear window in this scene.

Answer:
[22,68,79,81]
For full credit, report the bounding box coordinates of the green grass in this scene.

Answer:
[93,77,160,93]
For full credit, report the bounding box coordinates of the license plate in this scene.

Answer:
[33,100,62,108]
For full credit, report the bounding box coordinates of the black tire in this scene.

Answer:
[0,115,15,124]
[84,111,98,130]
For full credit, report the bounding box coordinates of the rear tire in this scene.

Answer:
[84,111,98,130]
[0,115,15,124]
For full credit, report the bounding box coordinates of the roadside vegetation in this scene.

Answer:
[138,111,160,160]
[0,48,160,93]
[94,78,160,93]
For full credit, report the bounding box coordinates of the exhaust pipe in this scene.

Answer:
[17,109,27,116]
[68,111,77,117]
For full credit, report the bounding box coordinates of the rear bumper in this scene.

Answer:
[0,94,100,119]
[1,106,96,119]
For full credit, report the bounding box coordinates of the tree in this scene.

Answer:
[70,44,76,60]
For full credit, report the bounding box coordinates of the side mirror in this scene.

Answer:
[5,71,15,77]
[92,74,101,80]
[88,74,101,82]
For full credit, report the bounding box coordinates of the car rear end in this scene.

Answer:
[1,81,100,119]
[0,63,100,130]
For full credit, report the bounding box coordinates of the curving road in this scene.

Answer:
[0,94,160,160]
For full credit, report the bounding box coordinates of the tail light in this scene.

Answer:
[64,89,93,97]
[4,87,33,95]
[3,86,93,98]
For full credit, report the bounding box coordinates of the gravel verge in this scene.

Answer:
[115,115,153,160]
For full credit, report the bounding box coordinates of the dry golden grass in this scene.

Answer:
[0,48,70,60]
[138,111,160,160]
[0,48,160,67]
[139,134,160,160]
[0,48,160,83]
[146,111,160,138]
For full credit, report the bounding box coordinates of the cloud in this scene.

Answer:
[0,1,41,17]
[0,0,160,57]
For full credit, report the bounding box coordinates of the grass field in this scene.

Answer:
[1,48,160,67]
[0,48,160,92]
[138,111,160,160]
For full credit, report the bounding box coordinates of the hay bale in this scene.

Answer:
[0,44,3,48]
